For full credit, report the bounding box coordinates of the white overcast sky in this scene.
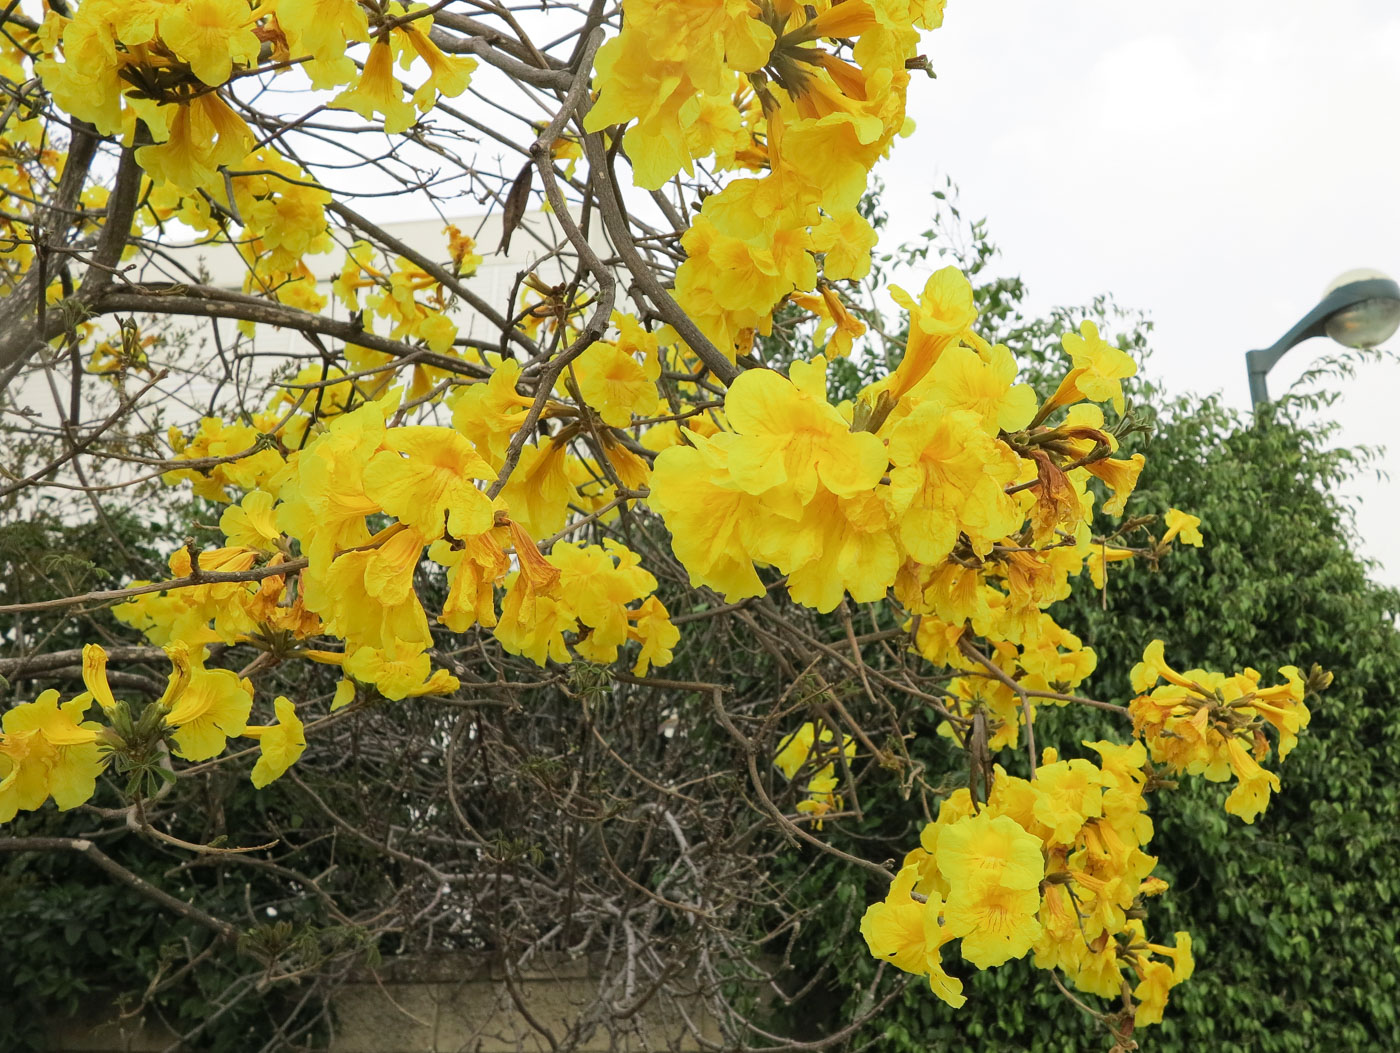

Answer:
[884,0,1400,586]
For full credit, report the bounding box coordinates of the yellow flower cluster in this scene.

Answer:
[862,745,1194,1028]
[127,383,681,713]
[1130,641,1314,823]
[35,0,471,196]
[0,645,306,816]
[587,0,941,356]
[650,265,1136,641]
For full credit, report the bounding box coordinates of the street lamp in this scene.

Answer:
[1245,268,1400,408]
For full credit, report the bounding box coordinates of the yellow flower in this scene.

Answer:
[311,525,432,651]
[789,285,867,359]
[573,339,660,428]
[773,722,854,780]
[1032,758,1105,845]
[648,434,765,602]
[277,400,391,566]
[934,811,1045,892]
[915,343,1038,434]
[494,522,574,666]
[333,40,416,133]
[220,490,281,552]
[1085,453,1146,516]
[1042,321,1138,417]
[861,861,967,1006]
[1086,543,1136,590]
[582,0,774,189]
[881,266,978,402]
[397,22,476,110]
[628,595,680,676]
[1083,739,1148,794]
[1133,959,1175,1026]
[159,0,261,86]
[550,539,657,663]
[241,696,307,787]
[0,690,104,816]
[860,864,930,974]
[498,439,577,540]
[811,208,879,281]
[943,879,1043,969]
[1222,736,1280,823]
[744,488,897,613]
[1160,507,1204,547]
[344,641,458,700]
[331,679,356,712]
[444,224,483,277]
[674,203,818,358]
[82,644,119,714]
[136,92,255,191]
[430,530,510,633]
[274,0,370,87]
[722,357,886,512]
[362,426,495,542]
[449,359,538,470]
[885,406,1021,564]
[165,664,254,760]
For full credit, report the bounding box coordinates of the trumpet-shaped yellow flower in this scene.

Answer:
[274,0,370,87]
[1033,758,1105,845]
[449,359,537,470]
[1042,321,1138,417]
[494,523,574,666]
[1161,507,1204,547]
[241,696,307,787]
[430,530,510,633]
[886,406,1021,564]
[943,878,1043,969]
[0,690,104,817]
[344,640,459,700]
[649,433,765,602]
[498,439,577,540]
[724,357,886,511]
[363,426,495,542]
[1086,543,1137,590]
[860,864,966,1007]
[774,722,855,780]
[159,0,261,86]
[1085,453,1146,516]
[137,93,255,191]
[628,595,680,676]
[82,644,120,715]
[334,40,416,133]
[880,267,978,402]
[164,664,254,761]
[934,811,1045,892]
[397,22,477,110]
[574,338,661,428]
[1222,736,1280,823]
[220,490,281,552]
[277,400,391,566]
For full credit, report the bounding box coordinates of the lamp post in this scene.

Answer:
[1245,269,1400,409]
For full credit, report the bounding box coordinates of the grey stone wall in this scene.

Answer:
[45,954,721,1052]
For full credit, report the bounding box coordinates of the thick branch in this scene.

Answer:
[0,558,307,615]
[93,288,490,378]
[578,122,741,386]
[0,837,238,942]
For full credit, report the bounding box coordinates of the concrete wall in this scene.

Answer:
[46,954,721,1052]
